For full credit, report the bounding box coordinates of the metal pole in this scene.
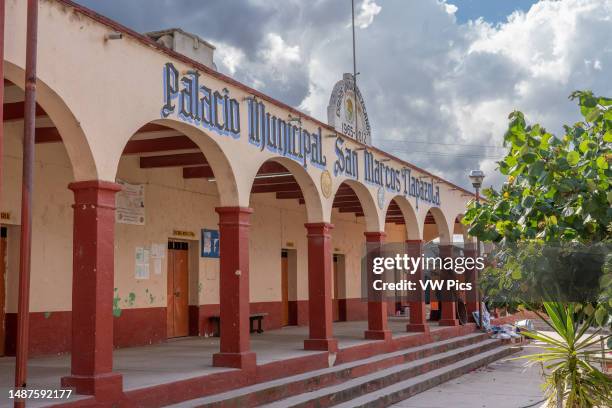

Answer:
[351,0,359,143]
[15,1,38,406]
[475,187,483,331]
[0,5,4,375]
[0,0,5,211]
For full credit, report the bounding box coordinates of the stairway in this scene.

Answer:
[168,333,520,408]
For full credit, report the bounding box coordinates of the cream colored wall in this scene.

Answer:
[114,155,221,309]
[2,123,74,313]
[331,211,366,300]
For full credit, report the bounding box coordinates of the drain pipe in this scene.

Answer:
[15,1,38,407]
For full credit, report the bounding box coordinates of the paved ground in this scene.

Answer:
[390,348,546,408]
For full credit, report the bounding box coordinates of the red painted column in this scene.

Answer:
[464,245,478,322]
[405,239,429,333]
[438,244,459,326]
[213,207,256,369]
[364,232,391,341]
[304,223,338,352]
[61,181,123,397]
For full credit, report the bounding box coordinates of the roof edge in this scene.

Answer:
[54,0,475,198]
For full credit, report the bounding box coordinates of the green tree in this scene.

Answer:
[462,92,612,406]
[464,91,611,244]
[462,91,611,325]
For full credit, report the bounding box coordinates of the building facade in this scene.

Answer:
[1,0,477,404]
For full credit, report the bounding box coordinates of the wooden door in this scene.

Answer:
[332,255,340,322]
[167,241,189,338]
[0,227,6,356]
[281,251,289,326]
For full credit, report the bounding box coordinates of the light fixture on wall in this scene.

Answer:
[104,31,123,41]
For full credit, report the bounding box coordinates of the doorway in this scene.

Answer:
[167,240,189,338]
[281,250,289,326]
[0,227,6,356]
[333,254,346,322]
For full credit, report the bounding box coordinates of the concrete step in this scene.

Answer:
[259,339,508,408]
[333,345,520,408]
[168,332,493,408]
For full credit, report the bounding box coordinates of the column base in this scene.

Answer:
[61,372,123,396]
[364,330,392,341]
[406,323,430,333]
[438,319,460,326]
[304,338,338,352]
[213,351,256,369]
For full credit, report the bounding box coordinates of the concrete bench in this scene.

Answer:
[208,313,269,337]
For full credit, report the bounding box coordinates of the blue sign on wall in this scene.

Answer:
[201,229,220,258]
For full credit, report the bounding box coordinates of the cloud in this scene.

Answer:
[355,0,383,28]
[259,33,301,64]
[75,0,612,189]
[301,0,612,189]
[215,43,245,75]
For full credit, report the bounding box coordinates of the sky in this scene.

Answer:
[74,0,612,190]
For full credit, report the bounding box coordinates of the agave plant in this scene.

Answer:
[519,302,611,408]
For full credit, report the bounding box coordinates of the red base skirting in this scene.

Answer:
[113,307,166,348]
[4,311,71,356]
[4,308,166,356]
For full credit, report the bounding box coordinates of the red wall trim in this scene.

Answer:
[113,307,166,349]
[4,311,71,357]
[288,300,309,326]
[4,307,167,356]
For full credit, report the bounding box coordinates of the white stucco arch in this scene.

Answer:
[453,213,475,246]
[112,118,242,207]
[384,195,421,240]
[4,61,97,181]
[247,156,324,223]
[422,206,451,245]
[331,179,382,232]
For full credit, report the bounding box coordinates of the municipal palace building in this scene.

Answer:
[0,1,484,406]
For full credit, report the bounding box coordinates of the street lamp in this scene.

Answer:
[468,170,485,331]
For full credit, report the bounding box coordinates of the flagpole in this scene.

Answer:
[15,1,38,406]
[351,0,359,143]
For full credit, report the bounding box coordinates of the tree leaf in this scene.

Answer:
[522,152,538,164]
[567,151,580,166]
[522,195,536,208]
[596,156,608,169]
[594,306,607,326]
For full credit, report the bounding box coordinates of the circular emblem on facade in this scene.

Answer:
[327,73,372,145]
[345,97,354,122]
[377,187,385,210]
[320,170,332,199]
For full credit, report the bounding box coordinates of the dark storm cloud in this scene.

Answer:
[76,0,273,55]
